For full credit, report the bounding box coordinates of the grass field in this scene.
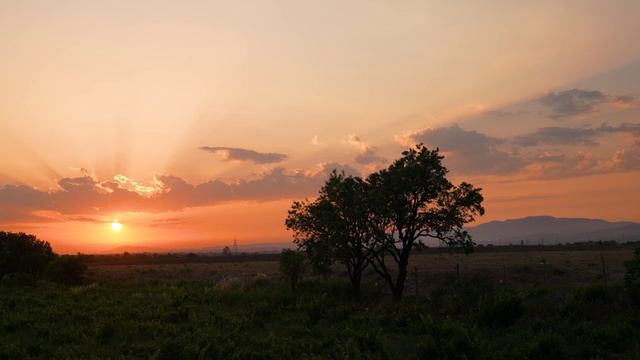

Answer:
[2,246,640,359]
[86,247,634,289]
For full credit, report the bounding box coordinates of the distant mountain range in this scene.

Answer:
[467,216,640,245]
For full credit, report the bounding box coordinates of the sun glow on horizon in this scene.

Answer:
[111,220,123,232]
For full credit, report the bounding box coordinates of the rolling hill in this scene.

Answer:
[467,216,640,245]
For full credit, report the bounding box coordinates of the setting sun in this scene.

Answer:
[111,220,122,232]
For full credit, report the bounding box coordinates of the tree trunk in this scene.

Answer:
[348,264,363,300]
[352,273,362,300]
[392,253,410,301]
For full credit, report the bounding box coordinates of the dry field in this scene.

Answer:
[86,247,636,291]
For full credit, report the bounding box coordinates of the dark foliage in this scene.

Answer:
[624,247,640,304]
[287,145,484,301]
[0,231,55,277]
[367,144,484,300]
[287,171,375,297]
[44,255,88,285]
[279,249,306,291]
[479,290,524,327]
[1,274,640,359]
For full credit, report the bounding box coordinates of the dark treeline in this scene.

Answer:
[79,252,281,266]
[0,231,86,285]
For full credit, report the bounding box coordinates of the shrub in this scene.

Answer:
[528,330,566,360]
[279,249,306,291]
[44,255,87,285]
[0,231,55,277]
[479,290,524,327]
[562,284,612,320]
[430,274,495,317]
[416,315,479,360]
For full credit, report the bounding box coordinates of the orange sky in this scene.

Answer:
[1,1,640,253]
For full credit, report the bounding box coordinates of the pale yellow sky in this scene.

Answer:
[1,1,640,252]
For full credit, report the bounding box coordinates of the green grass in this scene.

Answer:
[2,275,640,359]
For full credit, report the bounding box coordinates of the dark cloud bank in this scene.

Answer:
[539,88,638,119]
[406,122,640,178]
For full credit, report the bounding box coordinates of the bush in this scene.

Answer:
[44,255,87,285]
[430,274,495,317]
[416,315,479,360]
[479,290,524,327]
[528,330,566,360]
[0,231,55,277]
[561,284,615,321]
[279,249,306,291]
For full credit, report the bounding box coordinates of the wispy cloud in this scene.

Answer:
[199,146,287,164]
[514,123,640,147]
[347,135,386,165]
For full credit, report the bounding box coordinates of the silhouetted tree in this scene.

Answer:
[367,144,484,301]
[286,171,375,298]
[279,249,306,291]
[221,246,232,257]
[0,231,55,277]
[286,199,334,279]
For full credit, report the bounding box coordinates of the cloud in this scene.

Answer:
[526,147,640,179]
[355,148,387,165]
[199,146,287,164]
[398,122,640,179]
[347,135,386,165]
[539,89,638,119]
[402,124,526,175]
[514,123,640,147]
[311,135,323,146]
[514,126,600,147]
[0,163,358,224]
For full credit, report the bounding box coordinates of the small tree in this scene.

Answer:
[367,144,484,301]
[286,171,375,298]
[44,255,88,285]
[221,246,232,257]
[0,231,56,277]
[286,199,335,280]
[279,249,306,291]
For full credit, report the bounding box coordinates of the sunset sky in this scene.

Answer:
[1,1,640,253]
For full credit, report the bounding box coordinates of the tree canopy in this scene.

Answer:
[0,231,55,277]
[286,144,484,300]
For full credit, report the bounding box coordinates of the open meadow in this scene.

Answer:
[85,246,635,289]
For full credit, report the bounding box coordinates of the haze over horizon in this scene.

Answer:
[2,1,640,253]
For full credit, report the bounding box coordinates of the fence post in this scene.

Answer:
[456,263,460,279]
[542,258,547,285]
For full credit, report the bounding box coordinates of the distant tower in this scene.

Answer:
[233,238,238,254]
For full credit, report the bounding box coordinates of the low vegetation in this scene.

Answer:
[2,264,640,359]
